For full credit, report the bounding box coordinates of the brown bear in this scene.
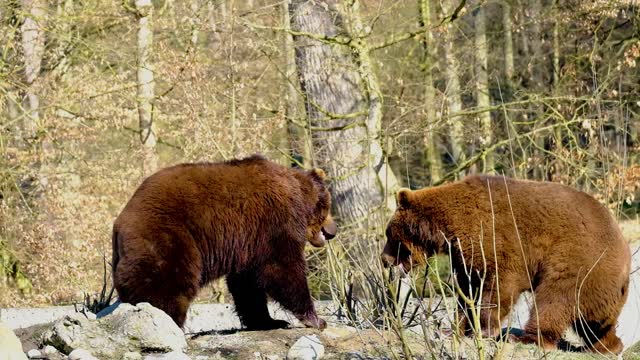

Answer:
[112,154,337,330]
[381,175,630,354]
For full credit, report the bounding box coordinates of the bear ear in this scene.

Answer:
[310,168,327,181]
[396,188,412,208]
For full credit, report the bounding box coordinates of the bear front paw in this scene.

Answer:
[301,316,327,330]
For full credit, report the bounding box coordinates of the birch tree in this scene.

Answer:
[502,0,514,85]
[290,0,398,229]
[442,0,466,176]
[419,0,443,183]
[474,4,494,173]
[135,0,158,176]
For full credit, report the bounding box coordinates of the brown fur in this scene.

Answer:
[112,154,336,330]
[381,175,630,354]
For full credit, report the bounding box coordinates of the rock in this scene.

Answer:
[42,303,186,358]
[123,352,143,360]
[109,302,187,352]
[287,335,324,360]
[0,321,28,360]
[322,326,357,340]
[68,349,99,360]
[26,349,41,358]
[143,351,192,360]
[43,345,58,355]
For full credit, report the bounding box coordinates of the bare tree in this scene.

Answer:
[474,3,494,173]
[283,0,311,167]
[290,0,397,228]
[135,0,158,176]
[419,0,443,183]
[502,0,514,84]
[442,0,466,177]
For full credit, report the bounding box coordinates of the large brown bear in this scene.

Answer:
[381,175,630,354]
[112,154,337,330]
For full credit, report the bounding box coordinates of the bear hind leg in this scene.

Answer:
[115,256,199,329]
[573,318,623,355]
[227,271,289,330]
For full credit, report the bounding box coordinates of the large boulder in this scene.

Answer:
[43,303,186,359]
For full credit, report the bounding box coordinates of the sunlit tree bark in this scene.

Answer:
[290,0,397,229]
[419,0,443,183]
[502,0,514,84]
[442,0,466,177]
[135,0,158,176]
[474,4,494,173]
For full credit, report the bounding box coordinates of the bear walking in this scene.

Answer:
[112,155,336,330]
[382,175,630,354]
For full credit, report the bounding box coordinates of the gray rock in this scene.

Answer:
[123,352,143,360]
[68,349,99,360]
[26,349,41,358]
[42,303,186,359]
[287,335,324,360]
[43,345,58,355]
[109,302,187,352]
[144,351,192,360]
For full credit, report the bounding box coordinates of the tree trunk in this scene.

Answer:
[135,0,158,176]
[290,0,392,228]
[419,0,443,183]
[341,0,399,210]
[530,0,545,179]
[442,0,466,177]
[283,0,311,168]
[502,0,514,84]
[20,0,45,140]
[474,4,494,173]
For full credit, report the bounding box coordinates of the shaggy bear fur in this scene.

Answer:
[381,175,630,354]
[112,154,337,330]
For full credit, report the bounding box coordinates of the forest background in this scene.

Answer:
[0,0,639,308]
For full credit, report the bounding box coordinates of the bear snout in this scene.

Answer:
[381,252,397,268]
[321,220,337,240]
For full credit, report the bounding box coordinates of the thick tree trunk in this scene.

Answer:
[341,0,399,210]
[442,0,466,177]
[290,0,392,228]
[135,0,158,176]
[474,4,494,173]
[420,0,443,183]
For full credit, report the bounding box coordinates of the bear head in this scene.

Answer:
[381,188,437,272]
[305,168,337,247]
